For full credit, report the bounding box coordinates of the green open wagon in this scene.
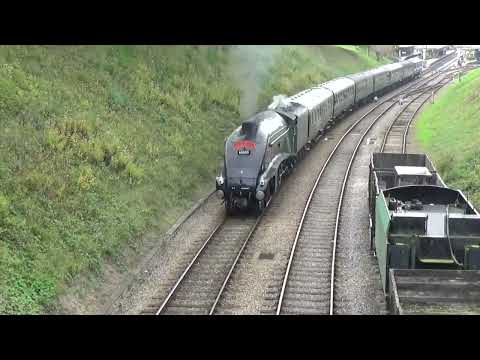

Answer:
[369,153,480,314]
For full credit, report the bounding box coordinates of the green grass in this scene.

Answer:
[416,68,480,206]
[257,45,390,108]
[0,45,387,314]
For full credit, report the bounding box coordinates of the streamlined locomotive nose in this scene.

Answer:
[225,175,257,210]
[233,197,249,209]
[227,176,257,189]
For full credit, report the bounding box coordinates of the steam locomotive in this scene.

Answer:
[216,58,424,215]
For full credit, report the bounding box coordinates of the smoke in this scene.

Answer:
[268,95,290,110]
[228,45,283,118]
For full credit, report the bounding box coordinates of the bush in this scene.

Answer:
[125,162,144,182]
[112,152,130,172]
[60,119,92,140]
[84,142,105,164]
[23,171,52,194]
[0,45,386,313]
[45,128,66,151]
[77,166,96,191]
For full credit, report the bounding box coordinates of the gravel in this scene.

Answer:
[109,79,426,315]
[213,101,399,315]
[108,193,225,314]
[334,97,421,315]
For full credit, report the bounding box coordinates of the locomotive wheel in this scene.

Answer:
[278,162,287,187]
[256,186,270,216]
[256,199,265,216]
[225,199,235,216]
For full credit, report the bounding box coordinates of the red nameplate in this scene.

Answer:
[234,140,256,150]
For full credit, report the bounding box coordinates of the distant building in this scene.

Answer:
[414,45,448,60]
[398,45,416,58]
[455,45,480,61]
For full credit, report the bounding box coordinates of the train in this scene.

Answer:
[215,57,424,215]
[368,153,480,314]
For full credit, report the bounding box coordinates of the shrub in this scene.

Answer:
[99,138,120,165]
[0,45,387,313]
[24,171,52,193]
[84,142,105,164]
[125,162,144,182]
[77,166,96,191]
[112,152,130,172]
[60,119,92,140]
[45,128,66,151]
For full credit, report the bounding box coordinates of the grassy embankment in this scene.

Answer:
[258,45,389,107]
[416,68,480,206]
[0,45,388,314]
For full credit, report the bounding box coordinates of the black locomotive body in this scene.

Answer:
[216,110,297,214]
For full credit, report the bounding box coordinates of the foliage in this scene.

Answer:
[0,45,386,313]
[257,45,390,108]
[416,68,480,206]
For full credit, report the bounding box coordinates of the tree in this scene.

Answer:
[370,45,395,59]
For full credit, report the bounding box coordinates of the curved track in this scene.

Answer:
[141,215,261,315]
[140,53,463,316]
[275,62,461,315]
[274,81,430,314]
[381,67,458,153]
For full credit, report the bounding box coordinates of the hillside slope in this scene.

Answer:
[416,68,480,206]
[0,45,388,314]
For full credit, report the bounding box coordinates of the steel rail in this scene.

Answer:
[208,212,265,314]
[275,61,453,315]
[154,59,454,316]
[155,218,225,315]
[380,66,455,153]
[211,62,455,316]
[275,76,426,314]
[331,69,455,314]
[329,92,407,314]
[402,80,452,154]
[402,62,475,154]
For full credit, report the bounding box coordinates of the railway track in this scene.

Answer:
[395,58,459,98]
[274,64,460,315]
[378,63,474,162]
[381,66,458,153]
[139,55,460,316]
[141,214,261,315]
[274,95,402,314]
